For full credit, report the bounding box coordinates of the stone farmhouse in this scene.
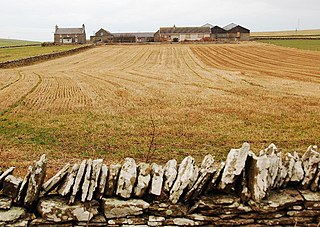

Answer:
[54,24,86,44]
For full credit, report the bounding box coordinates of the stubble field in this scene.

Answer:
[0,42,319,176]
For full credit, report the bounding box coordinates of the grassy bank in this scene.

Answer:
[258,39,320,51]
[0,45,84,62]
[0,38,41,47]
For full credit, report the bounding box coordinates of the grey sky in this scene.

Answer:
[0,0,319,41]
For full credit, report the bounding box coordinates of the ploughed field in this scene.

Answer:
[0,42,319,176]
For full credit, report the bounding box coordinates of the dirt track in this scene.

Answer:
[0,42,319,176]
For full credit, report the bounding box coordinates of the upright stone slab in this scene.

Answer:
[169,156,196,204]
[3,175,22,199]
[24,154,47,208]
[102,198,150,219]
[163,159,177,193]
[134,163,151,197]
[247,151,270,201]
[310,162,320,192]
[42,163,70,195]
[87,159,103,200]
[58,163,80,196]
[187,165,199,190]
[96,164,108,199]
[105,164,121,196]
[219,143,250,191]
[81,159,93,202]
[290,151,304,183]
[149,163,164,196]
[185,155,216,201]
[0,167,15,189]
[301,145,320,189]
[205,162,225,193]
[69,160,87,204]
[279,153,295,188]
[15,166,32,204]
[263,144,282,189]
[37,195,99,222]
[116,158,137,199]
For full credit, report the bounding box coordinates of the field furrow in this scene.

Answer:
[0,43,320,176]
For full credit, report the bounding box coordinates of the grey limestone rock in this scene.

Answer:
[24,154,47,208]
[42,163,70,195]
[290,151,304,183]
[249,189,303,213]
[37,195,99,222]
[105,163,121,196]
[96,164,108,199]
[0,167,15,189]
[301,145,320,189]
[219,143,250,191]
[281,153,296,188]
[149,163,164,196]
[102,198,150,219]
[69,160,87,204]
[116,158,137,199]
[0,196,12,210]
[15,166,32,204]
[134,163,151,197]
[184,154,216,201]
[0,206,26,224]
[163,159,177,193]
[310,163,320,192]
[169,156,196,204]
[87,159,103,200]
[81,159,93,202]
[3,175,22,199]
[247,151,270,201]
[205,161,225,193]
[58,163,80,196]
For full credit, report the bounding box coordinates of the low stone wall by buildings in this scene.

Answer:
[0,143,320,226]
[0,45,94,69]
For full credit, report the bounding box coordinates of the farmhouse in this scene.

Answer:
[154,26,211,42]
[54,24,86,44]
[223,23,250,41]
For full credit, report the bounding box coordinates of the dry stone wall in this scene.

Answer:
[1,143,320,226]
[0,45,94,69]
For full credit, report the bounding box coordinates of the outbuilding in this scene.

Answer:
[223,23,250,41]
[90,28,114,43]
[154,26,211,42]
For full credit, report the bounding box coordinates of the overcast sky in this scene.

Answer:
[0,0,319,41]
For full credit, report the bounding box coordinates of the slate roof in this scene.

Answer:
[95,28,113,36]
[55,27,85,35]
[159,27,211,34]
[223,23,239,31]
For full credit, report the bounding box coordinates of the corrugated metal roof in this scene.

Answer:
[113,32,154,38]
[202,23,214,28]
[160,27,211,34]
[55,28,85,35]
[223,23,238,31]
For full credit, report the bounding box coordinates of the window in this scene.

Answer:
[101,32,104,36]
